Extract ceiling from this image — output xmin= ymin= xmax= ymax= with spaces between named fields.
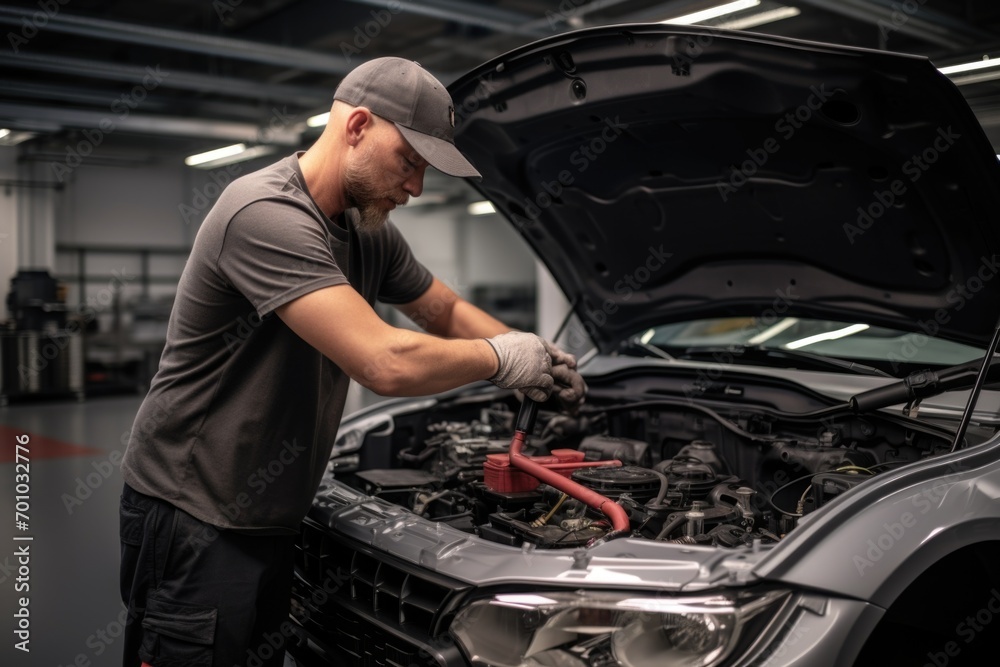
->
xmin=4 ymin=0 xmax=1000 ymax=175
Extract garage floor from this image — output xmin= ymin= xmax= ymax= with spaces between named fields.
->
xmin=2 ymin=394 xmax=332 ymax=666
xmin=1 ymin=396 xmax=143 ymax=667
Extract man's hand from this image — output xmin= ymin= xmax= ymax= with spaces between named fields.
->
xmin=551 ymin=362 xmax=587 ymax=414
xmin=543 ymin=341 xmax=587 ymax=413
xmin=484 ymin=332 xmax=553 ymax=402
xmin=542 ymin=339 xmax=578 ymax=369
xmin=509 ymin=340 xmax=588 ymax=413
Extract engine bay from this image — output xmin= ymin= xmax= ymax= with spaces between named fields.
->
xmin=335 ymin=380 xmax=970 ymax=550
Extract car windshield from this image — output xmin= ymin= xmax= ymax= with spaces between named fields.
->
xmin=631 ymin=317 xmax=986 ymax=378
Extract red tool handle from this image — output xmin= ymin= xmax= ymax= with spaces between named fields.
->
xmin=508 ymin=398 xmax=630 ymax=533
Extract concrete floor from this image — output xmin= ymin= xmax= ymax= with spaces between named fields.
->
xmin=0 ymin=388 xmax=382 ymax=667
xmin=1 ymin=395 xmax=143 ymax=667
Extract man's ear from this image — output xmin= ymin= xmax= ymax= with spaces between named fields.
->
xmin=344 ymin=107 xmax=374 ymax=147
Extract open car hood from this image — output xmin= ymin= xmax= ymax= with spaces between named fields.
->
xmin=449 ymin=25 xmax=1000 ymax=353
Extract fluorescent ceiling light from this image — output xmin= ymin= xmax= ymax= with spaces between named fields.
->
xmin=306 ymin=112 xmax=329 ymax=128
xmin=938 ymin=56 xmax=1000 ymax=75
xmin=185 ymin=143 xmax=247 ymax=166
xmin=0 ymin=130 xmax=38 ymax=146
xmin=715 ymin=5 xmax=800 ymax=30
xmin=402 ymin=192 xmax=449 ymax=207
xmin=950 ymin=69 xmax=1000 ymax=86
xmin=662 ymin=0 xmax=760 ymax=25
xmin=184 ymin=143 xmax=277 ymax=169
xmin=784 ymin=323 xmax=869 ymax=350
xmin=467 ymin=200 xmax=496 ymax=215
xmin=747 ymin=317 xmax=799 ymax=345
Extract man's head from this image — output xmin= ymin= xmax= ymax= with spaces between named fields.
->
xmin=340 ymin=111 xmax=422 ymax=233
xmin=334 ymin=57 xmax=480 ymax=179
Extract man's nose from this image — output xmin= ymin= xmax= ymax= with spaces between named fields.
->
xmin=403 ymin=165 xmax=426 ymax=197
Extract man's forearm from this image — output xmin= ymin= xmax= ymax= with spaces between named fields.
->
xmin=354 ymin=328 xmax=500 ymax=396
xmin=439 ymin=298 xmax=510 ymax=339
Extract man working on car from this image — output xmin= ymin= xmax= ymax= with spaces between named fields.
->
xmin=119 ymin=57 xmax=586 ymax=667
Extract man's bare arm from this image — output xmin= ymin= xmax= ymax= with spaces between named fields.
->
xmin=276 ymin=283 xmax=500 ymax=396
xmin=395 ymin=277 xmax=509 ymax=339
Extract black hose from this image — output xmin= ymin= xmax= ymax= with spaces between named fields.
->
xmin=646 ymin=469 xmax=669 ymax=507
xmin=655 ymin=514 xmax=688 ymax=541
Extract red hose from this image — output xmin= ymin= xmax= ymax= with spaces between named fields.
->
xmin=508 ymin=431 xmax=631 ymax=533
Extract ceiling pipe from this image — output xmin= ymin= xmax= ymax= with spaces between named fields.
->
xmin=0 ymin=51 xmax=328 ymax=107
xmin=0 ymin=6 xmax=355 ymax=75
xmin=0 ymin=101 xmax=302 ymax=144
xmin=795 ymin=0 xmax=985 ymax=49
xmin=344 ymin=0 xmax=544 ymax=37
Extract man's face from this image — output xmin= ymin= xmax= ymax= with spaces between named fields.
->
xmin=344 ymin=119 xmax=427 ymax=234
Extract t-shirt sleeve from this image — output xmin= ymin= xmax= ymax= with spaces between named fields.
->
xmin=218 ymin=199 xmax=349 ymax=317
xmin=376 ymin=220 xmax=435 ymax=305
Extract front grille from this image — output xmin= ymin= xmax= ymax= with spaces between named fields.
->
xmin=293 ymin=519 xmax=470 ymax=666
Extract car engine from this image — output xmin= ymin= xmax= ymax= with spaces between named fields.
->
xmin=335 ymin=386 xmax=960 ymax=549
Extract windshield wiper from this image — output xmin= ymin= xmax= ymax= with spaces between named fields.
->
xmin=759 ymin=347 xmax=893 ymax=377
xmin=676 ymin=345 xmax=892 ymax=378
xmin=618 ymin=337 xmax=675 ymax=360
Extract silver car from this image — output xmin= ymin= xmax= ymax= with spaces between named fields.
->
xmin=287 ymin=24 xmax=1000 ymax=667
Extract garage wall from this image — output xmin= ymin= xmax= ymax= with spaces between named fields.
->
xmin=391 ymin=205 xmax=536 ymax=293
xmin=0 ymin=148 xmax=18 ymax=318
xmin=50 ymin=159 xmax=189 ymax=311
xmin=57 ymin=162 xmax=191 ymax=247
xmin=4 ymin=147 xmax=540 ymax=326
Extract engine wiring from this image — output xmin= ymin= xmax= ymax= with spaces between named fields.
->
xmin=356 ymin=384 xmax=962 ymax=551
xmin=770 ymin=465 xmax=876 ymax=518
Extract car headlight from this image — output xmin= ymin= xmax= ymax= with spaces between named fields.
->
xmin=450 ymin=589 xmax=787 ymax=667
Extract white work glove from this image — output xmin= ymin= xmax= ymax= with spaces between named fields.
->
xmin=502 ymin=339 xmax=588 ymax=413
xmin=484 ymin=332 xmax=554 ymax=402
xmin=541 ymin=340 xmax=587 ymax=414
xmin=550 ymin=360 xmax=588 ymax=414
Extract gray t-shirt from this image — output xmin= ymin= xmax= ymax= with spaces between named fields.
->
xmin=121 ymin=153 xmax=433 ymax=534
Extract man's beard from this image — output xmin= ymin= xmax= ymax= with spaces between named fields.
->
xmin=343 ymin=143 xmax=409 ymax=234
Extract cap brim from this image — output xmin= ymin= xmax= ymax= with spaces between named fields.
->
xmin=395 ymin=123 xmax=482 ymax=179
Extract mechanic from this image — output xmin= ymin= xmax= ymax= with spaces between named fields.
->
xmin=118 ymin=57 xmax=586 ymax=667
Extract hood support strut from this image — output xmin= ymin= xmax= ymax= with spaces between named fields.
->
xmin=951 ymin=314 xmax=1000 ymax=452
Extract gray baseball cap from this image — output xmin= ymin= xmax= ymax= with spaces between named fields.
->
xmin=333 ymin=57 xmax=481 ymax=179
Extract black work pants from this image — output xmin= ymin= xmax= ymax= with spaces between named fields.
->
xmin=119 ymin=483 xmax=296 ymax=667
